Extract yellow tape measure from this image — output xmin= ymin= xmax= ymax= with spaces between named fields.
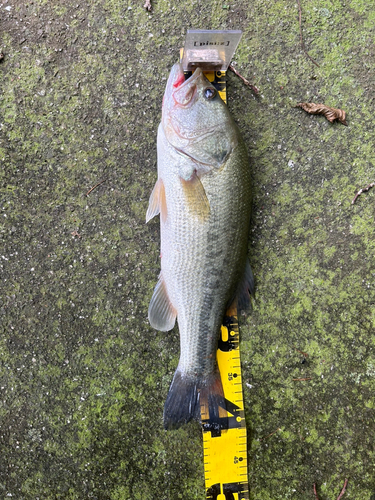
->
xmin=203 ymin=71 xmax=227 ymax=104
xmin=201 ymin=303 xmax=249 ymax=500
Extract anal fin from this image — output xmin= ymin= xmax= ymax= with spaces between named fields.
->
xmin=148 ymin=273 xmax=176 ymax=331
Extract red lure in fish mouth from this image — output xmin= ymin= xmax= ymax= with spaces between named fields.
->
xmin=173 ymin=72 xmax=185 ymax=89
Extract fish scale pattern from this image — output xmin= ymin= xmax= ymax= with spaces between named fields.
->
xmin=158 ymin=123 xmax=250 ymax=377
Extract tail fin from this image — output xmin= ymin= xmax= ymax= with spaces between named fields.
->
xmin=163 ymin=368 xmax=227 ymax=430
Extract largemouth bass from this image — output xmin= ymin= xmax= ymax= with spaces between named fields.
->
xmin=146 ymin=63 xmax=253 ymax=430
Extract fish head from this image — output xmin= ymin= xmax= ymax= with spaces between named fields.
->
xmin=162 ymin=63 xmax=238 ymax=171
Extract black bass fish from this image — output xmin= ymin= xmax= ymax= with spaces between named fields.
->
xmin=146 ymin=62 xmax=253 ymax=430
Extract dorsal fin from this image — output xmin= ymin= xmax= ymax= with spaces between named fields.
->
xmin=230 ymin=259 xmax=255 ymax=313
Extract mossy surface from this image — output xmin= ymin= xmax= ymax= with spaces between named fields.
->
xmin=1 ymin=1 xmax=375 ymax=499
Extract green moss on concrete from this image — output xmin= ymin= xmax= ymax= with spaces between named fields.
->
xmin=1 ymin=0 xmax=375 ymax=499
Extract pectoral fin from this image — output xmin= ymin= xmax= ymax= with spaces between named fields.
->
xmin=181 ymin=172 xmax=210 ymax=220
xmin=146 ymin=178 xmax=167 ymax=223
xmin=148 ymin=273 xmax=177 ymax=331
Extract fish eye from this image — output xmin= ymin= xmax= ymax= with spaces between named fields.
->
xmin=203 ymin=87 xmax=217 ymax=100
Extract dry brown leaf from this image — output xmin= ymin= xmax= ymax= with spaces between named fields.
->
xmin=296 ymin=102 xmax=347 ymax=125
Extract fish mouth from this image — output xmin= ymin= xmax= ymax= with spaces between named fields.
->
xmin=172 ymin=68 xmax=204 ymax=107
xmin=172 ymin=66 xmax=203 ymax=91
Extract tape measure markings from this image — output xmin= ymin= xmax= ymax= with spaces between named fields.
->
xmin=202 ymin=306 xmax=249 ymax=500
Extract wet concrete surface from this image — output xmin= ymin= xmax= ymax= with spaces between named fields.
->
xmin=1 ymin=1 xmax=375 ymax=498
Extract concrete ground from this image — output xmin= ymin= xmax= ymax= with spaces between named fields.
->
xmin=1 ymin=0 xmax=375 ymax=498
